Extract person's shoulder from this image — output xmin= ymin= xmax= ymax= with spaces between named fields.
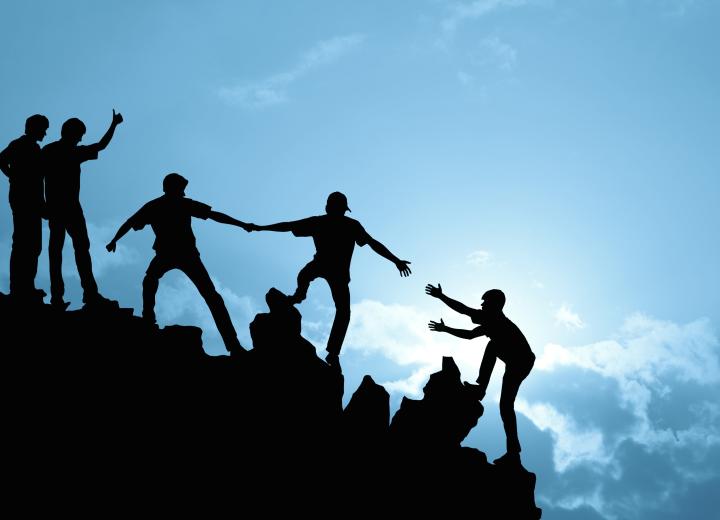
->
xmin=184 ymin=197 xmax=211 ymax=208
xmin=7 ymin=135 xmax=26 ymax=148
xmin=42 ymin=140 xmax=61 ymax=152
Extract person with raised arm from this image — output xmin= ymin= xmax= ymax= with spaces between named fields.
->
xmin=427 ymin=284 xmax=535 ymax=466
xmin=43 ymin=109 xmax=124 ymax=309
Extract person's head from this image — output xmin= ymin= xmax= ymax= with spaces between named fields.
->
xmin=25 ymin=114 xmax=49 ymax=142
xmin=163 ymin=173 xmax=188 ymax=197
xmin=481 ymin=289 xmax=505 ymax=313
xmin=61 ymin=118 xmax=86 ymax=144
xmin=325 ymin=191 xmax=351 ymax=216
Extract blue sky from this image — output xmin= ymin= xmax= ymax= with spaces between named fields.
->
xmin=1 ymin=1 xmax=718 ymax=517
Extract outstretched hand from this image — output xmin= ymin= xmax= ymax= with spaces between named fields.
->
xmin=106 ymin=240 xmax=116 ymax=253
xmin=425 ymin=283 xmax=442 ymax=298
xmin=112 ymin=109 xmax=124 ymax=125
xmin=396 ymin=260 xmax=412 ymax=277
xmin=242 ymin=223 xmax=261 ymax=232
xmin=428 ymin=318 xmax=446 ymax=332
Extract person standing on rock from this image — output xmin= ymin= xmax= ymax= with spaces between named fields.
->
xmin=248 ymin=192 xmax=412 ymax=367
xmin=426 ymin=284 xmax=535 ymax=465
xmin=105 ymin=173 xmax=251 ymax=356
xmin=43 ymin=110 xmax=124 ymax=309
xmin=0 ymin=114 xmax=50 ymax=303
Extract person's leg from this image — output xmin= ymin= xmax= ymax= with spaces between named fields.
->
xmin=290 ymin=261 xmax=320 ymax=304
xmin=181 ymin=255 xmax=242 ymax=353
xmin=9 ymin=210 xmax=41 ymax=296
xmin=64 ymin=211 xmax=99 ymax=302
xmin=498 ymin=358 xmax=534 ymax=459
xmin=48 ymin=217 xmax=67 ymax=304
xmin=142 ymin=256 xmax=172 ymax=323
xmin=326 ymin=278 xmax=351 ymax=363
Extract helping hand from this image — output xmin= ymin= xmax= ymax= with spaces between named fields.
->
xmin=425 ymin=283 xmax=442 ymax=298
xmin=396 ymin=260 xmax=412 ymax=277
xmin=428 ymin=318 xmax=446 ymax=332
xmin=106 ymin=241 xmax=116 ymax=253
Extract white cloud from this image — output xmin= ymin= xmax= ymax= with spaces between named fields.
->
xmin=517 ymin=399 xmax=613 ymax=472
xmin=85 ymin=221 xmax=140 ymax=278
xmin=539 ymin=314 xmax=720 ymax=388
xmin=438 ymin=0 xmax=529 ymax=45
xmin=467 ymin=249 xmax=491 ymax=265
xmin=218 ymin=34 xmax=366 ymax=108
xmin=529 ymin=313 xmax=720 ymax=517
xmin=555 ymin=303 xmax=585 ymax=330
xmin=474 ymin=36 xmax=517 ymax=71
xmin=457 ymin=70 xmax=474 ymax=85
xmin=342 ymin=299 xmax=488 ymax=396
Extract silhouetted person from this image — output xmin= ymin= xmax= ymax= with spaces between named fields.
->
xmin=106 ymin=173 xmax=250 ymax=355
xmin=427 ymin=285 xmax=535 ymax=465
xmin=43 ymin=110 xmax=123 ymax=309
xmin=250 ymin=192 xmax=411 ymax=367
xmin=0 ymin=114 xmax=50 ymax=302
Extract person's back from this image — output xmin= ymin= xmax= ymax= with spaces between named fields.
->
xmin=472 ymin=311 xmax=535 ymax=366
xmin=3 ymin=135 xmax=45 ymax=211
xmin=42 ymin=139 xmax=98 ymax=213
xmin=295 ymin=214 xmax=368 ymax=281
xmin=132 ymin=195 xmax=210 ymax=257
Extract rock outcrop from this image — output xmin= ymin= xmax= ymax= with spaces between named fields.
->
xmin=0 ymin=289 xmax=541 ymax=517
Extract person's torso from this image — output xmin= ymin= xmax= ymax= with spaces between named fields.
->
xmin=311 ymin=215 xmax=362 ymax=278
xmin=483 ymin=314 xmax=535 ymax=365
xmin=146 ymin=197 xmax=200 ymax=255
xmin=6 ymin=136 xmax=44 ymax=210
xmin=43 ymin=140 xmax=90 ymax=210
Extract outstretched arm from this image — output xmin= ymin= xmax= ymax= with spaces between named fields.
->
xmin=252 ymin=221 xmax=296 ymax=232
xmin=208 ymin=210 xmax=252 ymax=231
xmin=367 ymin=237 xmax=411 ymax=277
xmin=94 ymin=109 xmax=124 ymax=151
xmin=425 ymin=283 xmax=476 ymax=317
xmin=106 ymin=218 xmax=134 ymax=252
xmin=428 ymin=319 xmax=483 ymax=340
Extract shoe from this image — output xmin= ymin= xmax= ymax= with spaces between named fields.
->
xmin=226 ymin=337 xmax=247 ymax=356
xmin=11 ymin=289 xmax=45 ymax=305
xmin=493 ymin=452 xmax=521 ymax=466
xmin=463 ymin=382 xmax=485 ymax=400
xmin=83 ymin=293 xmax=119 ymax=309
xmin=50 ymin=298 xmax=71 ymax=311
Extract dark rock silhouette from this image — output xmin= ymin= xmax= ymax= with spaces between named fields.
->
xmin=0 ymin=290 xmax=540 ymax=517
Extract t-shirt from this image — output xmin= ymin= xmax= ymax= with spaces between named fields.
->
xmin=291 ymin=215 xmax=371 ymax=281
xmin=42 ymin=140 xmax=100 ymax=212
xmin=0 ymin=135 xmax=44 ymax=211
xmin=473 ymin=311 xmax=535 ymax=365
xmin=127 ymin=195 xmax=212 ymax=255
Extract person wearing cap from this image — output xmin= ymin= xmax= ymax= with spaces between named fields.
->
xmin=249 ymin=191 xmax=412 ymax=367
xmin=0 ymin=114 xmax=50 ymax=303
xmin=426 ymin=284 xmax=535 ymax=466
xmin=105 ymin=173 xmax=251 ymax=355
xmin=43 ymin=110 xmax=124 ymax=309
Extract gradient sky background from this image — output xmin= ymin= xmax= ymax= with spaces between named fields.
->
xmin=1 ymin=1 xmax=718 ymax=518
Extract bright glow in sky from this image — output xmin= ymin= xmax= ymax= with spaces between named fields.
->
xmin=1 ymin=1 xmax=719 ymax=518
